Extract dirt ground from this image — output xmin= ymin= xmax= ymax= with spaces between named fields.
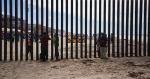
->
xmin=0 ymin=57 xmax=150 ymax=79
xmin=0 ymin=37 xmax=149 ymax=79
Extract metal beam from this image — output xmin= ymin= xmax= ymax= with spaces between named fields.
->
xmin=20 ymin=0 xmax=23 ymax=60
xmin=36 ymin=0 xmax=39 ymax=60
xmin=15 ymin=0 xmax=18 ymax=60
xmin=117 ymin=0 xmax=120 ymax=57
xmin=94 ymin=0 xmax=97 ymax=58
xmin=66 ymin=0 xmax=68 ymax=59
xmin=0 ymin=0 xmax=2 ymax=61
xmin=98 ymin=0 xmax=101 ymax=58
xmin=89 ymin=0 xmax=92 ymax=58
xmin=108 ymin=0 xmax=110 ymax=57
xmin=126 ymin=0 xmax=129 ymax=57
xmin=71 ymin=0 xmax=73 ymax=58
xmin=56 ymin=0 xmax=58 ymax=60
xmin=104 ymin=0 xmax=106 ymax=33
xmin=41 ymin=0 xmax=43 ymax=35
xmin=85 ymin=0 xmax=87 ymax=58
xmin=46 ymin=0 xmax=48 ymax=60
xmin=51 ymin=0 xmax=54 ymax=60
xmin=4 ymin=0 xmax=7 ymax=61
xmin=26 ymin=0 xmax=28 ymax=60
xmin=61 ymin=0 xmax=63 ymax=59
xmin=80 ymin=0 xmax=83 ymax=58
xmin=139 ymin=0 xmax=142 ymax=56
xmin=76 ymin=0 xmax=78 ymax=59
xmin=10 ymin=0 xmax=13 ymax=60
xmin=148 ymin=0 xmax=150 ymax=56
xmin=130 ymin=0 xmax=133 ymax=57
xmin=122 ymin=0 xmax=124 ymax=57
xmin=135 ymin=0 xmax=138 ymax=56
xmin=31 ymin=0 xmax=33 ymax=60
xmin=112 ymin=0 xmax=115 ymax=57
xmin=144 ymin=0 xmax=146 ymax=56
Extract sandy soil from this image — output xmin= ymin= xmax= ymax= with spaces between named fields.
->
xmin=0 ymin=57 xmax=150 ymax=79
xmin=0 ymin=37 xmax=149 ymax=79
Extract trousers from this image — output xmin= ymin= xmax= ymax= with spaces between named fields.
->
xmin=40 ymin=47 xmax=48 ymax=61
xmin=100 ymin=47 xmax=107 ymax=58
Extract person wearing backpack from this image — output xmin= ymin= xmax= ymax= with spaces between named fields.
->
xmin=98 ymin=33 xmax=108 ymax=59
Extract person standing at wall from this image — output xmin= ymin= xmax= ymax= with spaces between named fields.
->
xmin=39 ymin=32 xmax=52 ymax=62
xmin=53 ymin=34 xmax=59 ymax=60
xmin=98 ymin=33 xmax=108 ymax=59
xmin=28 ymin=36 xmax=31 ymax=57
xmin=111 ymin=33 xmax=114 ymax=44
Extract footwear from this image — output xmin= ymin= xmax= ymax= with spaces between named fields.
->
xmin=38 ymin=58 xmax=43 ymax=62
xmin=103 ymin=58 xmax=108 ymax=59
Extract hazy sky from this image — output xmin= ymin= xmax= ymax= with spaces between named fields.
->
xmin=1 ymin=0 xmax=149 ymax=36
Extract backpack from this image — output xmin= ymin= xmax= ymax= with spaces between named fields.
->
xmin=99 ymin=38 xmax=106 ymax=47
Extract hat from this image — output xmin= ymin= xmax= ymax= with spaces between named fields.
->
xmin=101 ymin=33 xmax=105 ymax=35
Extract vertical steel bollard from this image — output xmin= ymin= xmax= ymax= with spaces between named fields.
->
xmin=31 ymin=0 xmax=33 ymax=60
xmin=139 ymin=0 xmax=142 ymax=56
xmin=135 ymin=0 xmax=138 ymax=57
xmin=51 ymin=0 xmax=54 ymax=60
xmin=148 ymin=0 xmax=150 ymax=56
xmin=41 ymin=0 xmax=43 ymax=59
xmin=117 ymin=0 xmax=120 ymax=57
xmin=94 ymin=0 xmax=97 ymax=58
xmin=71 ymin=0 xmax=73 ymax=59
xmin=89 ymin=0 xmax=92 ymax=58
xmin=26 ymin=0 xmax=28 ymax=60
xmin=144 ymin=0 xmax=147 ymax=56
xmin=112 ymin=0 xmax=115 ymax=57
xmin=46 ymin=0 xmax=48 ymax=60
xmin=61 ymin=0 xmax=63 ymax=59
xmin=41 ymin=0 xmax=43 ymax=36
xmin=126 ymin=0 xmax=129 ymax=57
xmin=36 ymin=0 xmax=39 ymax=60
xmin=4 ymin=0 xmax=7 ymax=61
xmin=56 ymin=0 xmax=58 ymax=60
xmin=20 ymin=0 xmax=23 ymax=60
xmin=80 ymin=0 xmax=83 ymax=58
xmin=76 ymin=0 xmax=78 ymax=59
xmin=104 ymin=0 xmax=106 ymax=33
xmin=122 ymin=0 xmax=124 ymax=57
xmin=85 ymin=0 xmax=87 ymax=58
xmin=0 ymin=0 xmax=2 ymax=61
xmin=98 ymin=0 xmax=101 ymax=58
xmin=10 ymin=0 xmax=13 ymax=60
xmin=130 ymin=0 xmax=133 ymax=57
xmin=108 ymin=0 xmax=111 ymax=57
xmin=66 ymin=0 xmax=68 ymax=59
xmin=51 ymin=0 xmax=53 ymax=60
xmin=15 ymin=0 xmax=18 ymax=60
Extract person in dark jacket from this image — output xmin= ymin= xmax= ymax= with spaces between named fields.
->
xmin=39 ymin=32 xmax=52 ymax=61
xmin=98 ymin=33 xmax=108 ymax=59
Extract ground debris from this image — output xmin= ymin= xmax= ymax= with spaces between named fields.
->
xmin=81 ymin=59 xmax=96 ymax=64
xmin=51 ymin=66 xmax=57 ymax=68
xmin=123 ymin=62 xmax=150 ymax=67
xmin=128 ymin=72 xmax=144 ymax=78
